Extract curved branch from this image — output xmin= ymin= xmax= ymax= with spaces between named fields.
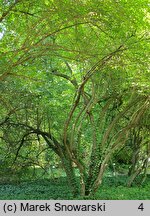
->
xmin=63 ymin=44 xmax=126 ymax=144
xmin=51 ymin=70 xmax=78 ymax=88
xmin=13 ymin=131 xmax=33 ymax=163
xmin=9 ymin=121 xmax=62 ymax=152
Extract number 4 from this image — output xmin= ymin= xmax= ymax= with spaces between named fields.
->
xmin=138 ymin=203 xmax=144 ymax=211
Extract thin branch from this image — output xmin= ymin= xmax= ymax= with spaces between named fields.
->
xmin=0 ymin=70 xmax=43 ymax=82
xmin=9 ymin=121 xmax=61 ymax=153
xmin=13 ymin=131 xmax=33 ymax=163
xmin=64 ymin=61 xmax=73 ymax=75
xmin=34 ymin=21 xmax=90 ymax=45
xmin=0 ymin=0 xmax=21 ymax=22
xmin=12 ymin=9 xmax=35 ymax=16
xmin=51 ymin=70 xmax=78 ymax=87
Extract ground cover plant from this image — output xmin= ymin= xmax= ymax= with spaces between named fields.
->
xmin=0 ymin=174 xmax=150 ymax=200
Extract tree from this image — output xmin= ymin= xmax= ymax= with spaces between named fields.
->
xmin=0 ymin=0 xmax=150 ymax=197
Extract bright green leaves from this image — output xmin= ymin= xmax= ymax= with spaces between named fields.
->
xmin=0 ymin=0 xmax=149 ymax=198
xmin=44 ymin=0 xmax=50 ymax=6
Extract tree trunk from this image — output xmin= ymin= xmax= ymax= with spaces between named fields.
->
xmin=61 ymin=155 xmax=79 ymax=197
xmin=88 ymin=162 xmax=107 ymax=196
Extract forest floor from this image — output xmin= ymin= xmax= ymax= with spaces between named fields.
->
xmin=0 ymin=175 xmax=150 ymax=200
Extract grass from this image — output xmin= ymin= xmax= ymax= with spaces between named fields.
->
xmin=0 ymin=175 xmax=149 ymax=200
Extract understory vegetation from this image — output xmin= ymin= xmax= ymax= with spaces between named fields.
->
xmin=0 ymin=171 xmax=150 ymax=200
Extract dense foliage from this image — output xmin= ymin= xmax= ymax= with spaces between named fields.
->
xmin=0 ymin=0 xmax=150 ymax=198
xmin=0 ymin=175 xmax=150 ymax=200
